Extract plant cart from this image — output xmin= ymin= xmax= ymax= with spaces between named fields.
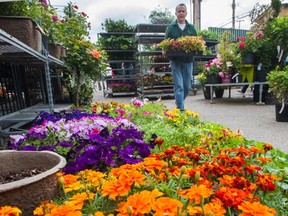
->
xmin=135 ymin=24 xmax=175 ymax=99
xmin=98 ymin=31 xmax=137 ymax=98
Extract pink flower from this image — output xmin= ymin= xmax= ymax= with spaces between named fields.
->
xmin=238 ymin=42 xmax=245 ymax=49
xmin=52 ymin=15 xmax=58 ymax=22
xmin=73 ymin=5 xmax=78 ymax=9
xmin=38 ymin=0 xmax=48 ymax=7
xmin=219 ymin=72 xmax=225 ymax=78
xmin=133 ymin=100 xmax=143 ymax=107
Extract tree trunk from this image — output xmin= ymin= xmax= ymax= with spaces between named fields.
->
xmin=75 ymin=69 xmax=81 ymax=108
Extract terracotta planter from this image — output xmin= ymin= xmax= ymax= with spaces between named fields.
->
xmin=48 ymin=43 xmax=62 ymax=59
xmin=0 ymin=16 xmax=42 ymax=52
xmin=0 ymin=150 xmax=66 ymax=216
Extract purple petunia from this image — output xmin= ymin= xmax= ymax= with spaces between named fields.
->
xmin=8 ymin=110 xmax=157 ymax=174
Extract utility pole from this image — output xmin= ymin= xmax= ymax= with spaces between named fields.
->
xmin=232 ymin=0 xmax=236 ymax=29
xmin=192 ymin=0 xmax=202 ymax=30
xmin=237 ymin=19 xmax=244 ymax=29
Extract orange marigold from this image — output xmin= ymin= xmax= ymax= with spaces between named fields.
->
xmin=0 ymin=206 xmax=22 ymax=216
xmin=238 ymin=201 xmax=276 ymax=216
xmin=116 ymin=189 xmax=163 ymax=216
xmin=263 ymin=143 xmax=273 ymax=152
xmin=47 ymin=205 xmax=82 ymax=216
xmin=179 ymin=184 xmax=213 ymax=204
xmin=203 ymin=198 xmax=226 ymax=216
xmin=256 ymin=173 xmax=281 ymax=192
xmin=152 ymin=197 xmax=183 ymax=216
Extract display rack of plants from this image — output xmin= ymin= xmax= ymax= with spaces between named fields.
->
xmin=98 ymin=19 xmax=137 ymax=97
xmin=135 ymin=23 xmax=174 ymax=99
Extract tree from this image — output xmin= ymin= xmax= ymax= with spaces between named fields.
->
xmin=61 ymin=2 xmax=107 ymax=107
xmin=148 ymin=6 xmax=174 ymax=24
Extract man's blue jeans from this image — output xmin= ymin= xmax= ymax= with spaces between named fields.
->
xmin=170 ymin=60 xmax=193 ymax=111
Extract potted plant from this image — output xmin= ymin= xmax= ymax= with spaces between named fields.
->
xmin=159 ymin=35 xmax=206 ymax=61
xmin=196 ymin=72 xmax=211 ymax=99
xmin=233 ymin=32 xmax=263 ymax=65
xmin=0 ymin=0 xmax=45 ymax=52
xmin=267 ymin=66 xmax=288 ymax=122
xmin=202 ymin=55 xmax=222 ymax=84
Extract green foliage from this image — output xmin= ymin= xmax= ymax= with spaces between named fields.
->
xmin=271 ymin=0 xmax=282 ymax=18
xmin=196 ymin=72 xmax=207 ymax=87
xmin=148 ymin=6 xmax=174 ymax=24
xmin=263 ymin=15 xmax=288 ymax=68
xmin=0 ymin=1 xmax=29 ymax=16
xmin=97 ymin=35 xmax=135 ymax=50
xmin=102 ymin=18 xmax=134 ymax=32
xmin=267 ymin=66 xmax=288 ymax=103
xmin=197 ymin=29 xmax=219 ymax=40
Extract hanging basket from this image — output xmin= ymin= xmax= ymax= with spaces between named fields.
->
xmin=0 ymin=16 xmax=42 ymax=52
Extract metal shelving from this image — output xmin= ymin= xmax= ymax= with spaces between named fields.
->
xmin=98 ymin=31 xmax=138 ymax=97
xmin=0 ymin=29 xmax=65 ymax=113
xmin=135 ymin=24 xmax=174 ymax=99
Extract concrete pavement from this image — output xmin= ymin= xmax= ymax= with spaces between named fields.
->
xmin=93 ymin=87 xmax=288 ymax=153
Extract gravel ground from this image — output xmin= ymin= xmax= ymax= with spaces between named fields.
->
xmin=93 ymin=87 xmax=288 ymax=153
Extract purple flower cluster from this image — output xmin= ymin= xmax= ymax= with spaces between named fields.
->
xmin=9 ymin=111 xmax=157 ymax=174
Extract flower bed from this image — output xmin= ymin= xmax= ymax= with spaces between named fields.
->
xmin=3 ymin=100 xmax=288 ymax=215
xmin=9 ymin=110 xmax=156 ymax=174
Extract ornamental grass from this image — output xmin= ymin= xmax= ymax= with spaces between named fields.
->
xmin=3 ymin=99 xmax=288 ymax=215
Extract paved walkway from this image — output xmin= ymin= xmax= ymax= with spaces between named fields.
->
xmin=93 ymin=87 xmax=288 ymax=153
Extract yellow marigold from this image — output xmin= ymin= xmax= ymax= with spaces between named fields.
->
xmin=152 ymin=197 xmax=183 ymax=216
xmin=33 ymin=201 xmax=58 ymax=216
xmin=91 ymin=50 xmax=101 ymax=59
xmin=78 ymin=169 xmax=106 ymax=187
xmin=238 ymin=201 xmax=276 ymax=216
xmin=64 ymin=180 xmax=85 ymax=193
xmin=0 ymin=206 xmax=22 ymax=216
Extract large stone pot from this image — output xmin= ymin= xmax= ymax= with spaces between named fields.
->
xmin=0 ymin=150 xmax=66 ymax=216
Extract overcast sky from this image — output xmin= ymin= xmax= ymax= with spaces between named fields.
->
xmin=50 ymin=0 xmax=283 ymax=42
